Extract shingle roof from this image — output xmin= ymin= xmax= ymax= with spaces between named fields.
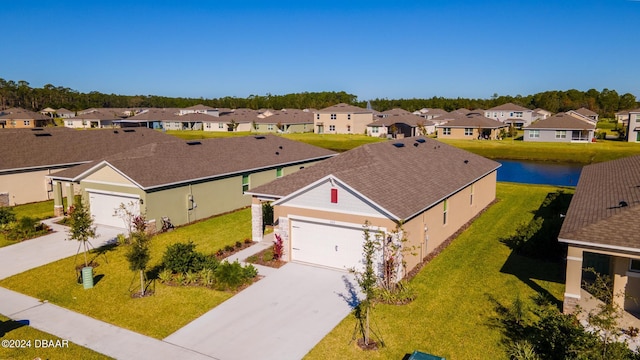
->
xmin=486 ymin=103 xmax=531 ymax=111
xmin=186 ymin=104 xmax=216 ymax=110
xmin=248 ymin=137 xmax=500 ymax=220
xmin=252 ymin=109 xmax=314 ymax=125
xmin=436 ymin=113 xmax=506 ymax=129
xmin=573 ymin=107 xmax=598 ymax=117
xmin=50 ymin=135 xmax=337 ymax=189
xmin=368 ymin=113 xmax=434 ymax=127
xmin=0 ymin=127 xmax=181 ymax=172
xmin=525 ymin=112 xmax=596 ymax=130
xmin=125 ymin=108 xmax=181 ymax=121
xmin=317 ymin=103 xmax=372 ymax=114
xmin=0 ymin=107 xmax=51 ymax=121
xmin=559 ymin=155 xmax=640 ymax=251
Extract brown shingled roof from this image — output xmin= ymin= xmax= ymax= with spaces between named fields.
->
xmin=486 ymin=103 xmax=531 ymax=111
xmin=51 ymin=135 xmax=337 ymax=189
xmin=526 ymin=112 xmax=596 ymax=130
xmin=248 ymin=137 xmax=500 ymax=220
xmin=436 ymin=113 xmax=506 ymax=129
xmin=559 ymin=155 xmax=640 ymax=251
xmin=317 ymin=103 xmax=372 ymax=114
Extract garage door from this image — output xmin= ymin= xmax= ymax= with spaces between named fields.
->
xmin=290 ymin=219 xmax=367 ymax=271
xmin=88 ymin=191 xmax=139 ymax=229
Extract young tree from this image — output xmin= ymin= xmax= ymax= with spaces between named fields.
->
xmin=126 ymin=215 xmax=151 ymax=296
xmin=352 ymin=221 xmax=379 ymax=347
xmin=68 ymin=198 xmax=97 ymax=267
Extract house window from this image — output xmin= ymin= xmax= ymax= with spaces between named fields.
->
xmin=330 ymin=114 xmax=337 ymax=120
xmin=24 ymin=120 xmax=32 ymax=126
xmin=347 ymin=114 xmax=351 ymax=120
xmin=242 ymin=174 xmax=249 ymax=193
xmin=529 ymin=130 xmax=540 ymax=138
xmin=205 ymin=123 xmax=211 ymax=129
xmin=635 ymin=114 xmax=640 ymax=123
xmin=443 ymin=199 xmax=448 ymax=225
xmin=470 ymin=184 xmax=474 ymax=206
xmin=316 ymin=114 xmax=320 ymax=120
xmin=555 ymin=130 xmax=567 ymax=139
xmin=276 ymin=167 xmax=283 ymax=178
xmin=464 ymin=128 xmax=473 ymax=136
xmin=174 ymin=122 xmax=180 ymax=127
xmin=372 ymin=126 xmax=379 ymax=134
xmin=493 ymin=112 xmax=497 ymax=117
xmin=67 ymin=121 xmax=73 ymax=126
xmin=218 ymin=123 xmax=224 ymax=129
xmin=347 ymin=125 xmax=351 ymax=132
xmin=267 ymin=124 xmax=274 ymax=131
xmin=442 ymin=128 xmax=451 ymax=135
xmin=630 ymin=259 xmax=640 ymax=272
xmin=329 ymin=125 xmax=335 ymax=132
xmin=515 ymin=112 xmax=523 ymax=118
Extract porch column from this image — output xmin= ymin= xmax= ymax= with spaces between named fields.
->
xmin=53 ymin=181 xmax=64 ymax=217
xmin=251 ymin=198 xmax=263 ymax=243
xmin=612 ymin=256 xmax=629 ymax=311
xmin=563 ymin=246 xmax=584 ymax=314
xmin=277 ymin=216 xmax=290 ymax=262
xmin=66 ymin=183 xmax=75 ymax=213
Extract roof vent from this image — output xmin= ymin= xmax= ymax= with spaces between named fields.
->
xmin=392 ymin=143 xmax=405 ymax=148
xmin=275 ymin=151 xmax=280 ymax=155
xmin=254 ymin=136 xmax=266 ymax=140
xmin=34 ymin=133 xmax=52 ymax=137
xmin=619 ymin=201 xmax=629 ymax=208
xmin=464 ymin=160 xmax=469 ymax=164
xmin=123 ymin=129 xmax=136 ymax=133
xmin=415 ymin=138 xmax=426 ymax=143
xmin=113 ymin=130 xmax=119 ymax=134
xmin=186 ymin=141 xmax=202 ymax=145
xmin=278 ymin=145 xmax=283 ymax=149
xmin=413 ymin=143 xmax=419 ymax=147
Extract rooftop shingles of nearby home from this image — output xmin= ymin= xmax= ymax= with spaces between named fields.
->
xmin=51 ymin=135 xmax=337 ymax=189
xmin=249 ymin=137 xmax=500 ymax=220
xmin=186 ymin=104 xmax=216 ymax=110
xmin=574 ymin=107 xmax=598 ymax=116
xmin=0 ymin=127 xmax=181 ymax=171
xmin=73 ymin=110 xmax=123 ymax=120
xmin=526 ymin=113 xmax=596 ymax=130
xmin=437 ymin=113 xmax=505 ymax=128
xmin=0 ymin=107 xmax=50 ymax=120
xmin=369 ymin=113 xmax=434 ymax=127
xmin=559 ymin=155 xmax=640 ymax=250
xmin=253 ymin=109 xmax=314 ymax=124
xmin=486 ymin=103 xmax=531 ymax=111
xmin=126 ymin=109 xmax=181 ymax=121
xmin=317 ymin=103 xmax=372 ymax=114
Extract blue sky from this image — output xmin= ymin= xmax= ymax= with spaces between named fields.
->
xmin=3 ymin=0 xmax=639 ymax=101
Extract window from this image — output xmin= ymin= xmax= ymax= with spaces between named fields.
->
xmin=630 ymin=259 xmax=640 ymax=272
xmin=242 ymin=174 xmax=249 ymax=193
xmin=330 ymin=114 xmax=337 ymax=120
xmin=67 ymin=121 xmax=73 ymax=126
xmin=329 ymin=125 xmax=336 ymax=132
xmin=470 ymin=184 xmax=474 ymax=205
xmin=515 ymin=112 xmax=523 ymax=118
xmin=464 ymin=128 xmax=473 ymax=136
xmin=174 ymin=122 xmax=180 ymax=127
xmin=555 ymin=130 xmax=567 ymax=139
xmin=635 ymin=114 xmax=640 ymax=123
xmin=267 ymin=124 xmax=274 ymax=131
xmin=276 ymin=167 xmax=283 ymax=178
xmin=24 ymin=120 xmax=31 ymax=126
xmin=218 ymin=123 xmax=224 ymax=129
xmin=347 ymin=114 xmax=351 ymax=120
xmin=529 ymin=130 xmax=540 ymax=138
xmin=443 ymin=199 xmax=448 ymax=225
xmin=372 ymin=126 xmax=379 ymax=134
xmin=442 ymin=127 xmax=451 ymax=135
xmin=347 ymin=125 xmax=351 ymax=132
xmin=316 ymin=114 xmax=320 ymax=120
xmin=493 ymin=112 xmax=497 ymax=118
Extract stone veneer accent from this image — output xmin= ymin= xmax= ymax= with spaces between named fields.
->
xmin=563 ymin=295 xmax=580 ymax=314
xmin=251 ymin=204 xmax=263 ymax=242
xmin=0 ymin=193 xmax=9 ymax=207
xmin=277 ymin=216 xmax=290 ymax=262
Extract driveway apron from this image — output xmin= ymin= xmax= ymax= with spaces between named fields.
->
xmin=164 ymin=262 xmax=359 ymax=360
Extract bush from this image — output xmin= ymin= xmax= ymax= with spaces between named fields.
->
xmin=162 ymin=242 xmax=217 ymax=273
xmin=5 ymin=216 xmax=49 ymax=241
xmin=0 ymin=206 xmax=16 ymax=227
xmin=214 ymin=260 xmax=257 ymax=290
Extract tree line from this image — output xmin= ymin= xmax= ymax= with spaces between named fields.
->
xmin=1 ymin=78 xmax=637 ymax=118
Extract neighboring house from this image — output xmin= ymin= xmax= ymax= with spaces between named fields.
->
xmin=615 ymin=109 xmax=631 ymax=124
xmin=412 ymin=108 xmax=449 ymax=121
xmin=0 ymin=107 xmax=53 ymax=128
xmin=523 ymin=112 xmax=596 ymax=143
xmin=117 ymin=108 xmax=181 ymax=129
xmin=436 ymin=112 xmax=507 ymax=140
xmin=0 ymin=127 xmax=180 ymax=206
xmin=625 ymin=108 xmax=640 ymax=143
xmin=56 ymin=108 xmax=76 ymax=118
xmin=559 ymin=155 xmax=640 ymax=314
xmin=485 ymin=103 xmax=535 ymax=128
xmin=367 ymin=109 xmax=435 ymax=138
xmin=533 ymin=108 xmax=553 ymax=120
xmin=567 ymin=107 xmax=599 ymax=123
xmin=313 ymin=103 xmax=374 ymax=134
xmin=251 ymin=109 xmax=315 ymax=133
xmin=178 ymin=104 xmax=219 ymax=116
xmin=64 ymin=110 xmax=121 ymax=128
xmin=204 ymin=108 xmax=254 ymax=132
xmin=246 ymin=137 xmax=500 ymax=275
xmin=48 ymin=136 xmax=336 ymax=231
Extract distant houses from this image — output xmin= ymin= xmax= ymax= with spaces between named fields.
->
xmin=523 ymin=112 xmax=596 ymax=143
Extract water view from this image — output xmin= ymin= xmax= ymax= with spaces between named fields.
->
xmin=496 ymin=159 xmax=583 ymax=187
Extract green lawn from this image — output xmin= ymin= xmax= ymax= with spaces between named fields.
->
xmin=439 ymin=138 xmax=640 ymax=164
xmin=0 ymin=314 xmax=112 ymax=360
xmin=0 ymin=199 xmax=62 ymax=248
xmin=0 ymin=208 xmax=252 ymax=339
xmin=305 ymin=183 xmax=569 ymax=360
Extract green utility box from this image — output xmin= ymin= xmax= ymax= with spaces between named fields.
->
xmin=81 ymin=266 xmax=94 ymax=289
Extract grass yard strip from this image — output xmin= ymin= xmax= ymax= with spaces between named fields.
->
xmin=304 ymin=183 xmax=569 ymax=360
xmin=0 ymin=314 xmax=112 ymax=360
xmin=438 ymin=138 xmax=640 ymax=164
xmin=0 ymin=208 xmax=252 ymax=339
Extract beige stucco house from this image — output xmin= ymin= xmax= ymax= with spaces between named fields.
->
xmin=313 ymin=103 xmax=374 ymax=135
xmin=560 ymin=155 xmax=640 ymax=314
xmin=367 ymin=109 xmax=436 ymax=138
xmin=48 ymin=136 xmax=336 ymax=232
xmin=0 ymin=108 xmax=53 ymax=129
xmin=247 ymin=137 xmax=499 ymax=275
xmin=485 ymin=103 xmax=535 ymax=128
xmin=625 ymin=108 xmax=640 ymax=143
xmin=436 ymin=112 xmax=507 ymax=140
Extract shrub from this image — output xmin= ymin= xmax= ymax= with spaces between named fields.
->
xmin=273 ymin=233 xmax=284 ymax=261
xmin=224 ymin=244 xmax=234 ymax=252
xmin=158 ymin=269 xmax=173 ymax=284
xmin=5 ymin=216 xmax=48 ymax=241
xmin=214 ymin=260 xmax=257 ymax=291
xmin=162 ymin=242 xmax=205 ymax=273
xmin=0 ymin=206 xmax=16 ymax=227
xmin=235 ymin=241 xmax=242 ymax=248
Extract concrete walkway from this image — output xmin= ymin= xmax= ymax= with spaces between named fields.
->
xmin=0 ymin=226 xmax=357 ymax=359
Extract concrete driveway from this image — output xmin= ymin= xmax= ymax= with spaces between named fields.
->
xmin=164 ymin=262 xmax=360 ymax=360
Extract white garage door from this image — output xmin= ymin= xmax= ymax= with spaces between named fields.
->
xmin=290 ymin=219 xmax=366 ymax=271
xmin=88 ymin=191 xmax=139 ymax=229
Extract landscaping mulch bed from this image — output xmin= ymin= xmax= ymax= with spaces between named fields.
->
xmin=244 ymin=247 xmax=286 ymax=268
xmin=213 ymin=239 xmax=254 ymax=260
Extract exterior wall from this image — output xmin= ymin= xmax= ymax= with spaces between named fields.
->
xmin=203 ymin=122 xmax=252 ymax=132
xmin=524 ymin=129 xmax=594 ymax=143
xmin=1 ymin=167 xmax=80 ymax=205
xmin=627 ymin=113 xmax=640 ymax=143
xmin=251 ymin=123 xmax=312 ymax=133
xmin=438 ymin=127 xmax=500 ymax=140
xmin=485 ymin=109 xmax=534 ymax=126
xmin=3 ymin=119 xmax=37 ymax=129
xmin=314 ymin=112 xmax=373 ymax=134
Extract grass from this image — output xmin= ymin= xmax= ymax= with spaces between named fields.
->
xmin=0 ymin=199 xmax=62 ymax=248
xmin=0 ymin=314 xmax=112 ymax=360
xmin=304 ymin=183 xmax=569 ymax=360
xmin=438 ymin=138 xmax=640 ymax=164
xmin=0 ymin=208 xmax=252 ymax=339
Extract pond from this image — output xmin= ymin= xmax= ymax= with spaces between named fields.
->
xmin=496 ymin=159 xmax=583 ymax=187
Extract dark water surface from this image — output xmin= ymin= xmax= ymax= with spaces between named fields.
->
xmin=496 ymin=159 xmax=583 ymax=186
